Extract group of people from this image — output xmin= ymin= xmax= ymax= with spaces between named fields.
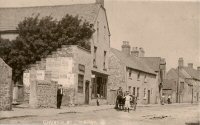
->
xmin=115 ymin=87 xmax=138 ymax=112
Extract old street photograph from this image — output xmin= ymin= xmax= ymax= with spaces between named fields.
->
xmin=0 ymin=0 xmax=199 ymax=125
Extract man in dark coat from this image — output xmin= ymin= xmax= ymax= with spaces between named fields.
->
xmin=57 ymin=84 xmax=64 ymax=109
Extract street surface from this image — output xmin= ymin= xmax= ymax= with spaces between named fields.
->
xmin=0 ymin=103 xmax=199 ymax=125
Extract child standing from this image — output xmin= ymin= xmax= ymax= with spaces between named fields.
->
xmin=124 ymin=91 xmax=131 ymax=112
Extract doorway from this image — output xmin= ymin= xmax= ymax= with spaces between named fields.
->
xmin=148 ymin=90 xmax=151 ymax=104
xmin=85 ymin=81 xmax=90 ymax=104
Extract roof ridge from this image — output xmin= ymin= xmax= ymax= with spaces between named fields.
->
xmin=0 ymin=3 xmax=97 ymax=9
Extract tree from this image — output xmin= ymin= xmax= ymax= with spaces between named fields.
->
xmin=0 ymin=14 xmax=95 ymax=84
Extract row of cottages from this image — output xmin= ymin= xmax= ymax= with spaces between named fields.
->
xmin=163 ymin=58 xmax=200 ymax=103
xmin=108 ymin=41 xmax=166 ymax=105
xmin=0 ymin=0 xmax=166 ymax=106
xmin=0 ymin=0 xmax=110 ymax=106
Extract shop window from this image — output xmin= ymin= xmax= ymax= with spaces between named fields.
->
xmin=78 ymin=74 xmax=84 ymax=93
xmin=91 ymin=76 xmax=107 ymax=98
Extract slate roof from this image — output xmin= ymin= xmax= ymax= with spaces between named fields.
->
xmin=110 ymin=48 xmax=156 ymax=75
xmin=167 ymin=67 xmax=200 ymax=81
xmin=140 ymin=57 xmax=162 ymax=72
xmin=183 ymin=67 xmax=200 ymax=80
xmin=0 ymin=4 xmax=100 ymax=31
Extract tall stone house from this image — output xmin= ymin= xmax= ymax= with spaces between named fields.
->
xmin=0 ymin=0 xmax=111 ymax=106
xmin=163 ymin=58 xmax=200 ymax=103
xmin=108 ymin=41 xmax=166 ymax=105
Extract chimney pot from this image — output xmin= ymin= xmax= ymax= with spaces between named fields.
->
xmin=197 ymin=67 xmax=200 ymax=71
xmin=178 ymin=57 xmax=184 ymax=68
xmin=188 ymin=63 xmax=193 ymax=68
xmin=121 ymin=41 xmax=131 ymax=55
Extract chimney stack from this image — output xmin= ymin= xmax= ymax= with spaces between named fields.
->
xmin=139 ymin=47 xmax=145 ymax=57
xmin=121 ymin=41 xmax=131 ymax=55
xmin=178 ymin=58 xmax=184 ymax=68
xmin=188 ymin=63 xmax=193 ymax=68
xmin=131 ymin=47 xmax=139 ymax=57
xmin=96 ymin=0 xmax=104 ymax=7
xmin=197 ymin=67 xmax=200 ymax=72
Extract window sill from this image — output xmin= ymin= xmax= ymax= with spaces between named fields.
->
xmin=129 ymin=77 xmax=132 ymax=80
xmin=103 ymin=68 xmax=107 ymax=71
xmin=137 ymin=79 xmax=140 ymax=81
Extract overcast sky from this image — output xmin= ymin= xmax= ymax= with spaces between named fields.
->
xmin=0 ymin=0 xmax=199 ymax=70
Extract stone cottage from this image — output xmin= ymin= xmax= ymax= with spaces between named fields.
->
xmin=0 ymin=0 xmax=110 ymax=106
xmin=108 ymin=41 xmax=165 ymax=105
xmin=164 ymin=58 xmax=200 ymax=103
xmin=0 ymin=58 xmax=12 ymax=110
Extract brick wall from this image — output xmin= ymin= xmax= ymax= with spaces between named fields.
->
xmin=0 ymin=58 xmax=12 ymax=111
xmin=29 ymin=80 xmax=57 ymax=108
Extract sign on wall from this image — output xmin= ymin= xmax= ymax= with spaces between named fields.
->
xmin=36 ymin=70 xmax=45 ymax=80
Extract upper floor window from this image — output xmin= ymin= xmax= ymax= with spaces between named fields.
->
xmin=137 ymin=72 xmax=140 ymax=81
xmin=129 ymin=70 xmax=132 ymax=78
xmin=93 ymin=46 xmax=97 ymax=68
xmin=97 ymin=21 xmax=99 ymax=42
xmin=144 ymin=75 xmax=147 ymax=83
xmin=104 ymin=26 xmax=106 ymax=41
xmin=103 ymin=51 xmax=107 ymax=70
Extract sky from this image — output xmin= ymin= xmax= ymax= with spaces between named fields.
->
xmin=0 ymin=0 xmax=199 ymax=71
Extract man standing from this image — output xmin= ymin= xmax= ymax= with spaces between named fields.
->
xmin=57 ymin=84 xmax=64 ymax=109
xmin=115 ymin=87 xmax=123 ymax=109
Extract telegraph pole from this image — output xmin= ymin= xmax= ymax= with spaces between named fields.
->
xmin=177 ymin=66 xmax=180 ymax=103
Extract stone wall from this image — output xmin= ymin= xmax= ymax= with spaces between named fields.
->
xmin=29 ymin=80 xmax=57 ymax=108
xmin=0 ymin=58 xmax=12 ymax=111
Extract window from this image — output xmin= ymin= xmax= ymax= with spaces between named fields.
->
xmin=144 ymin=75 xmax=147 ymax=83
xmin=144 ymin=88 xmax=146 ymax=98
xmin=78 ymin=64 xmax=85 ymax=73
xmin=93 ymin=46 xmax=97 ymax=67
xmin=91 ymin=76 xmax=107 ymax=98
xmin=103 ymin=51 xmax=106 ymax=70
xmin=137 ymin=72 xmax=140 ymax=81
xmin=137 ymin=87 xmax=139 ymax=97
xmin=78 ymin=74 xmax=84 ymax=93
xmin=128 ymin=86 xmax=131 ymax=93
xmin=133 ymin=87 xmax=136 ymax=95
xmin=129 ymin=70 xmax=132 ymax=78
xmin=97 ymin=21 xmax=99 ymax=42
xmin=104 ymin=26 xmax=106 ymax=41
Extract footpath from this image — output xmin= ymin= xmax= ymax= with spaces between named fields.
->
xmin=0 ymin=103 xmax=196 ymax=120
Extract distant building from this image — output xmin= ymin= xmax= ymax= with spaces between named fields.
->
xmin=108 ymin=41 xmax=166 ymax=105
xmin=164 ymin=58 xmax=200 ymax=103
xmin=0 ymin=0 xmax=111 ymax=106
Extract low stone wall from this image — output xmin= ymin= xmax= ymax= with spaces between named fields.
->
xmin=29 ymin=80 xmax=58 ymax=108
xmin=0 ymin=58 xmax=12 ymax=111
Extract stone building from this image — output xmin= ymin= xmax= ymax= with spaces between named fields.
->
xmin=164 ymin=58 xmax=200 ymax=103
xmin=0 ymin=0 xmax=110 ymax=106
xmin=108 ymin=41 xmax=166 ymax=105
xmin=0 ymin=58 xmax=12 ymax=110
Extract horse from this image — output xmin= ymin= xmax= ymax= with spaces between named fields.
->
xmin=115 ymin=94 xmax=125 ymax=110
